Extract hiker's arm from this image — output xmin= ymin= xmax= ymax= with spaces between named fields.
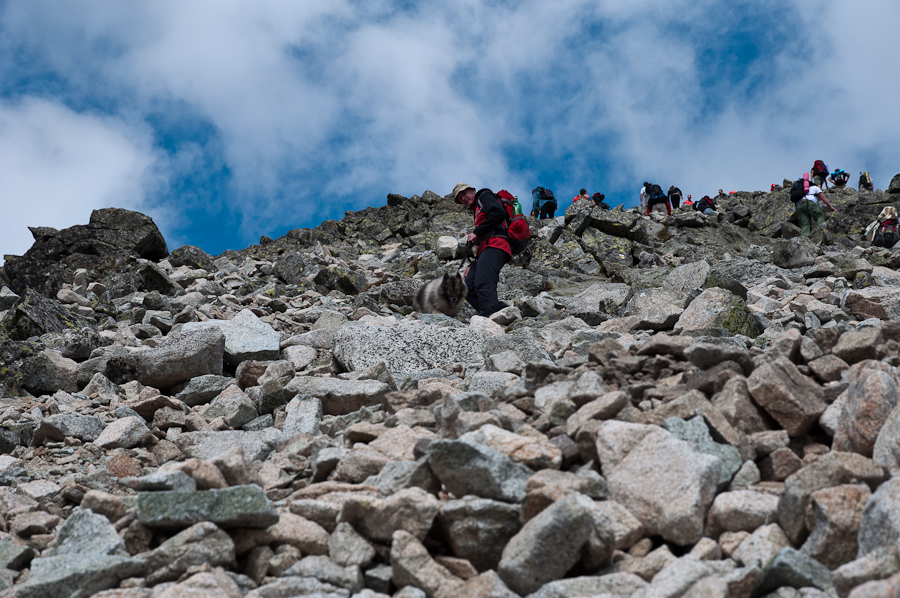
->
xmin=818 ymin=192 xmax=836 ymax=211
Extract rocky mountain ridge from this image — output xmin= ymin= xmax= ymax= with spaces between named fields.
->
xmin=0 ymin=178 xmax=898 ymax=597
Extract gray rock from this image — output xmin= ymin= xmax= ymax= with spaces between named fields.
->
xmin=428 ymin=439 xmax=534 ymax=503
xmin=747 ymin=356 xmax=827 ymax=437
xmin=832 ymin=546 xmax=900 ymax=597
xmin=14 ymin=553 xmax=147 ymax=598
xmin=245 ymin=577 xmax=348 ymax=598
xmin=435 ymin=496 xmax=522 ymax=572
xmin=283 ymin=555 xmax=363 ymax=592
xmin=329 ymin=522 xmax=376 ymax=568
xmin=172 ymin=429 xmax=285 ymax=461
xmin=282 ymin=394 xmax=323 ymax=437
xmin=333 ymin=322 xmax=486 ymax=374
xmin=873 ymin=401 xmax=900 ymax=476
xmin=283 ymin=376 xmax=389 ymax=416
xmin=141 ymin=521 xmax=235 ymax=584
xmin=523 ymin=572 xmax=648 ymax=598
xmin=21 ymin=349 xmax=79 ymax=394
xmin=107 ymin=327 xmax=225 ymax=388
xmin=624 ymin=288 xmax=688 ymax=330
xmin=565 ymin=283 xmax=632 ymax=324
xmin=119 ymin=470 xmax=197 ymax=492
xmin=338 ymin=487 xmax=438 ymax=543
xmin=482 ymin=328 xmax=553 ymax=364
xmin=137 ymin=485 xmax=278 ymax=530
xmin=777 ymin=451 xmax=886 ymax=545
xmin=51 ymin=508 xmax=126 ymax=557
xmin=182 ymin=309 xmax=280 ymax=366
xmin=204 ymin=385 xmax=258 ymax=429
xmin=0 ymin=539 xmax=35 ymax=570
xmin=645 ymin=555 xmax=713 ymax=598
xmin=93 ymin=416 xmax=150 ymax=450
xmin=498 ymin=495 xmax=595 ymax=595
xmin=665 ymin=416 xmax=742 ymax=489
xmin=365 ymin=458 xmax=441 ymax=496
xmin=594 ymin=420 xmax=720 ymax=545
xmin=30 ymin=414 xmax=105 ymax=446
xmin=674 ymin=287 xmax=761 ymax=338
xmin=172 ymin=374 xmax=233 ymax=407
xmin=756 ymin=547 xmax=834 ymax=595
xmin=857 ymin=476 xmax=900 ymax=558
xmin=772 ymin=237 xmax=818 ymax=269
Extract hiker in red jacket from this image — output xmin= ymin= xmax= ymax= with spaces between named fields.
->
xmin=452 ymin=182 xmax=511 ymax=317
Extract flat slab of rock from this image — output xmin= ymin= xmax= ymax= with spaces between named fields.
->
xmin=137 ymin=485 xmax=278 ymax=530
xmin=333 ymin=321 xmax=486 ymax=374
xmin=183 ymin=309 xmax=280 ymax=366
xmin=172 ymin=429 xmax=284 ymax=461
xmin=107 ymin=327 xmax=225 ymax=389
xmin=16 ymin=553 xmax=147 ymax=598
xmin=284 ymin=376 xmax=389 ymax=416
xmin=624 ymin=288 xmax=687 ymax=330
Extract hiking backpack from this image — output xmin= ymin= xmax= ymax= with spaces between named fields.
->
xmin=832 ymin=169 xmax=849 ymax=185
xmin=874 ymin=219 xmax=899 ymax=248
xmin=790 ymin=174 xmax=810 ymax=203
xmin=536 ymin=187 xmax=557 ymax=208
xmin=647 ymin=183 xmax=664 ymax=198
xmin=812 ymin=160 xmax=828 ymax=177
xmin=496 ymin=189 xmax=532 ymax=255
xmin=860 ymin=171 xmax=873 ymax=189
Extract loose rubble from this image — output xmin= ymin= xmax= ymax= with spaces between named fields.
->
xmin=0 ymin=180 xmax=898 ymax=597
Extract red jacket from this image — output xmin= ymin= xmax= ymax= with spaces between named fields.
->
xmin=472 ymin=189 xmax=512 ymax=257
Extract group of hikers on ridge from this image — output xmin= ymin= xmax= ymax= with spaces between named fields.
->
xmin=441 ymin=165 xmax=894 ymax=321
xmin=530 ymin=186 xmax=609 ymax=219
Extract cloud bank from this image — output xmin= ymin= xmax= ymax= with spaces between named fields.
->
xmin=1 ymin=0 xmax=898 ymax=259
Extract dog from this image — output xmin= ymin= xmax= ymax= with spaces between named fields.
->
xmin=413 ymin=272 xmax=468 ymax=317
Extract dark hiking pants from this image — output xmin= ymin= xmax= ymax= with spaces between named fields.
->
xmin=464 ymin=247 xmax=509 ymax=317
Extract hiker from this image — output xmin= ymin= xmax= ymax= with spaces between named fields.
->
xmin=811 ymin=160 xmax=830 ymax=189
xmin=681 ymin=194 xmax=694 ymax=209
xmin=865 ymin=206 xmax=899 ymax=247
xmin=667 ymin=185 xmax=683 ymax=210
xmin=452 ymin=183 xmax=511 ymax=317
xmin=830 ymin=169 xmax=850 ymax=188
xmin=796 ymin=180 xmax=837 ymax=236
xmin=694 ymin=195 xmax=717 ymax=216
xmin=643 ymin=182 xmax=671 ymax=215
xmin=531 ymin=187 xmax=557 ymax=219
xmin=859 ymin=171 xmax=874 ymax=192
xmin=639 ymin=184 xmax=647 ymax=210
xmin=592 ymin=192 xmax=610 ymax=210
xmin=573 ymin=188 xmax=590 ymax=204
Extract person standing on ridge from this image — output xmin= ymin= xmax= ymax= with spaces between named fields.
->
xmin=667 ymin=185 xmax=683 ymax=210
xmin=811 ymin=160 xmax=830 ymax=189
xmin=531 ymin=186 xmax=557 ymax=219
xmin=452 ymin=183 xmax=511 ymax=317
xmin=643 ymin=182 xmax=670 ymax=215
xmin=639 ymin=183 xmax=647 ymax=211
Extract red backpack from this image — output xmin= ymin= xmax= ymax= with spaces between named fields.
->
xmin=496 ymin=189 xmax=532 ymax=255
xmin=812 ymin=160 xmax=828 ymax=177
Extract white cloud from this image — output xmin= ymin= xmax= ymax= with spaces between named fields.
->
xmin=0 ymin=98 xmax=161 ymax=263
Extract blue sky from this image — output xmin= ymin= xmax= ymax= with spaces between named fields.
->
xmin=2 ymin=0 xmax=899 ymax=260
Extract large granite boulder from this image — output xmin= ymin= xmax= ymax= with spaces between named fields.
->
xmin=333 ymin=321 xmax=486 ymax=373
